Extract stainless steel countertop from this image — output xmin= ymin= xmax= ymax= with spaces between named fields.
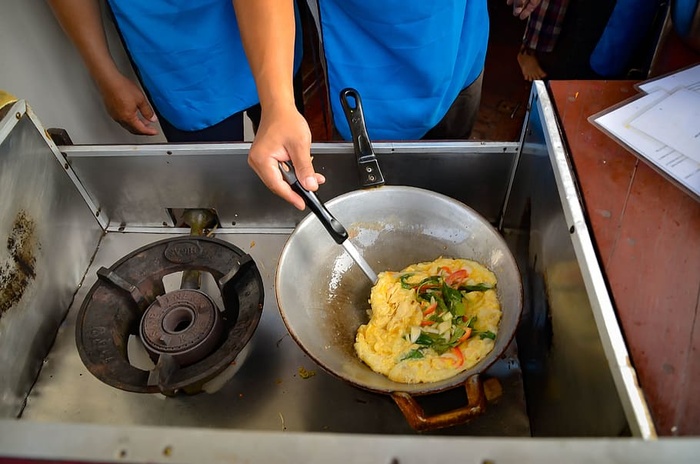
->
xmin=23 ymin=231 xmax=529 ymax=436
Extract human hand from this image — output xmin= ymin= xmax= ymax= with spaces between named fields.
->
xmin=507 ymin=0 xmax=542 ymax=19
xmin=98 ymin=73 xmax=158 ymax=136
xmin=247 ymin=103 xmax=326 ymax=210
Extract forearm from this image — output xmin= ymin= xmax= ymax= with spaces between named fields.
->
xmin=48 ymin=0 xmax=121 ymax=90
xmin=234 ymin=0 xmax=319 ymax=206
xmin=233 ymin=0 xmax=297 ymax=110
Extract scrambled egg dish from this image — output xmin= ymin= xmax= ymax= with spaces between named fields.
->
xmin=354 ymin=257 xmax=501 ymax=383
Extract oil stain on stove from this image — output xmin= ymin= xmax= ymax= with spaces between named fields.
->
xmin=0 ymin=210 xmax=38 ymax=317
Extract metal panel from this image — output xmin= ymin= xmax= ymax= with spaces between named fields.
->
xmin=1 ymin=421 xmax=700 ymax=464
xmin=22 ymin=232 xmax=530 ymax=437
xmin=0 ymin=90 xmax=668 ymax=460
xmin=0 ymin=101 xmax=103 ymax=417
xmin=62 ymin=142 xmax=518 ymax=230
xmin=502 ymin=84 xmax=655 ymax=438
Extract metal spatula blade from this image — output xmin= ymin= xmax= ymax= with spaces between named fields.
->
xmin=341 ymin=240 xmax=378 ymax=285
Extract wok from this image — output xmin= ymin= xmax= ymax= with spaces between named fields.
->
xmin=275 ymin=90 xmax=523 ymax=431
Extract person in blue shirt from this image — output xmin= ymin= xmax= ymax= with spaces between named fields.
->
xmin=237 ymin=0 xmax=540 ymax=210
xmin=48 ymin=0 xmax=304 ymax=142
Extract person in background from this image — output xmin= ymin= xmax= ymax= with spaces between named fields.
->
xmin=48 ymin=0 xmax=304 ymax=142
xmin=516 ymin=0 xmax=570 ymax=81
xmin=589 ymin=0 xmax=663 ymax=79
xmin=235 ymin=0 xmax=540 ymax=210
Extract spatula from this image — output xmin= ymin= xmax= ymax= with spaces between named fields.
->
xmin=278 ymin=160 xmax=378 ymax=285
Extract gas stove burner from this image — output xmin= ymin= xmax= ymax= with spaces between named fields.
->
xmin=139 ymin=289 xmax=223 ymax=366
xmin=75 ymin=236 xmax=264 ymax=395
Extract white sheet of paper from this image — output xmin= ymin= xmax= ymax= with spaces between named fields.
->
xmin=638 ymin=63 xmax=700 ymax=94
xmin=627 ymin=89 xmax=700 ymax=164
xmin=592 ymin=91 xmax=700 ymax=198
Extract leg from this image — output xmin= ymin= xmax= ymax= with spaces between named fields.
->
xmin=157 ymin=112 xmax=245 ymax=143
xmin=159 ymin=69 xmax=305 ymax=143
xmin=421 ymin=71 xmax=483 ymax=140
xmin=517 ymin=45 xmax=548 ymax=81
xmin=517 ymin=0 xmax=570 ymax=81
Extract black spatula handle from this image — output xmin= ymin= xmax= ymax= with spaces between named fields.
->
xmin=278 ymin=161 xmax=348 ymax=244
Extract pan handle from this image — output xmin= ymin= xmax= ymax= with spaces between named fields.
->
xmin=390 ymin=375 xmax=502 ymax=432
xmin=339 ymin=88 xmax=385 ymax=188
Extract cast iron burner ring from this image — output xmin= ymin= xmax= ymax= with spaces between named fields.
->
xmin=139 ymin=289 xmax=223 ymax=366
xmin=75 ymin=236 xmax=264 ymax=395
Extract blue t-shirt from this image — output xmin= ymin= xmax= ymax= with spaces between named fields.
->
xmin=107 ymin=0 xmax=303 ymax=131
xmin=318 ymin=0 xmax=488 ymax=140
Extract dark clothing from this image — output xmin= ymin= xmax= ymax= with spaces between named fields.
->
xmin=331 ymin=71 xmax=483 ymax=141
xmin=540 ymin=0 xmax=618 ymax=79
xmin=157 ymin=72 xmax=305 ymax=143
xmin=422 ymin=71 xmax=483 ymax=140
xmin=156 ymin=107 xmax=251 ymax=143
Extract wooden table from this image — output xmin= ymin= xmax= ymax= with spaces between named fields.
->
xmin=549 ymin=79 xmax=700 ymax=436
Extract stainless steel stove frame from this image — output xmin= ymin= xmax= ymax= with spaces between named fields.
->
xmin=2 ymin=83 xmax=695 ymax=463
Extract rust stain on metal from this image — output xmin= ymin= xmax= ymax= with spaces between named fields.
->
xmin=0 ymin=210 xmax=38 ymax=316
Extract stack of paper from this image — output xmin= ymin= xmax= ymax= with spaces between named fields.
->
xmin=590 ymin=63 xmax=700 ymax=201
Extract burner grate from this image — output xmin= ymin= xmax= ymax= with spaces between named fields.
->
xmin=75 ymin=236 xmax=264 ymax=395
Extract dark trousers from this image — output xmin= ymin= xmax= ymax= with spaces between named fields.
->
xmin=422 ymin=71 xmax=483 ymax=140
xmin=331 ymin=71 xmax=483 ymax=141
xmin=158 ymin=71 xmax=305 ymax=143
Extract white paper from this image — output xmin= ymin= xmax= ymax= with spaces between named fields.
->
xmin=592 ymin=91 xmax=700 ymax=198
xmin=628 ymin=89 xmax=700 ymax=164
xmin=638 ymin=63 xmax=700 ymax=94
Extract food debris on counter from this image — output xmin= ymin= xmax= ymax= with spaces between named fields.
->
xmin=297 ymin=366 xmax=316 ymax=379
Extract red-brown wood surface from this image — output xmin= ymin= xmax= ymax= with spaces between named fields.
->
xmin=549 ymin=80 xmax=700 ymax=436
xmin=549 ymin=81 xmax=638 ymax=268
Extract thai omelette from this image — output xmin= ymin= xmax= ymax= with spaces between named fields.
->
xmin=354 ymin=257 xmax=501 ymax=383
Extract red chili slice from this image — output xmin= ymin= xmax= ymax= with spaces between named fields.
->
xmin=417 ymin=282 xmax=440 ymax=293
xmin=451 ymin=347 xmax=464 ymax=367
xmin=422 ymin=301 xmax=437 ymax=316
xmin=458 ymin=327 xmax=473 ymax=343
xmin=445 ymin=269 xmax=469 ymax=287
